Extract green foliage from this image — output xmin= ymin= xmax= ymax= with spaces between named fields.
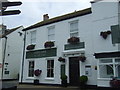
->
xmin=61 ymin=74 xmax=67 ymax=80
xmin=79 ymin=75 xmax=88 ymax=83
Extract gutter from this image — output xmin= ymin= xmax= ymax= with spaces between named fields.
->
xmin=20 ymin=31 xmax=26 ymax=83
xmin=2 ymin=36 xmax=7 ymax=79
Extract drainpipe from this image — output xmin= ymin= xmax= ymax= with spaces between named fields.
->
xmin=118 ymin=2 xmax=120 ymax=51
xmin=20 ymin=31 xmax=26 ymax=83
xmin=2 ymin=36 xmax=7 ymax=79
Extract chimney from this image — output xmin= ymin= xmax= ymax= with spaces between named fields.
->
xmin=43 ymin=14 xmax=49 ymax=21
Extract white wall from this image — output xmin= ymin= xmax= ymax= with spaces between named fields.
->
xmin=3 ymin=26 xmax=24 ymax=79
xmin=91 ymin=1 xmax=119 ymax=53
xmin=21 ymin=0 xmax=119 ymax=87
xmin=91 ymin=0 xmax=119 ymax=87
xmin=21 ymin=12 xmax=98 ymax=85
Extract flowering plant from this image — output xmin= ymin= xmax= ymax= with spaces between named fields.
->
xmin=26 ymin=44 xmax=35 ymax=50
xmin=44 ymin=41 xmax=54 ymax=48
xmin=100 ymin=30 xmax=111 ymax=39
xmin=67 ymin=37 xmax=80 ymax=44
xmin=58 ymin=57 xmax=65 ymax=62
xmin=34 ymin=69 xmax=42 ymax=76
xmin=78 ymin=56 xmax=86 ymax=62
xmin=110 ymin=77 xmax=120 ymax=88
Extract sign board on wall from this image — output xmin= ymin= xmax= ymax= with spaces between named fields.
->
xmin=26 ymin=48 xmax=57 ymax=59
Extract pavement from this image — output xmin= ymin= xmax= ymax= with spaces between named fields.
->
xmin=17 ymin=84 xmax=95 ymax=90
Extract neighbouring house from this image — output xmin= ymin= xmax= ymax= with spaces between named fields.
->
xmin=19 ymin=0 xmax=120 ymax=88
xmin=0 ymin=24 xmax=24 ymax=80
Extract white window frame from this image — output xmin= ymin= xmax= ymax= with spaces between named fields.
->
xmin=69 ymin=20 xmax=79 ymax=37
xmin=47 ymin=26 xmax=55 ymax=41
xmin=30 ymin=30 xmax=36 ymax=44
xmin=98 ymin=58 xmax=120 ymax=79
xmin=28 ymin=60 xmax=35 ymax=78
xmin=46 ymin=59 xmax=54 ymax=79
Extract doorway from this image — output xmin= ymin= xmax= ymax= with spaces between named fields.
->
xmin=69 ymin=57 xmax=80 ymax=86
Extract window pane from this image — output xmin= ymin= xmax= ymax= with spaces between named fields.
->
xmin=31 ymin=31 xmax=36 ymax=44
xmin=47 ymin=60 xmax=54 ymax=78
xmin=99 ymin=65 xmax=113 ymax=78
xmin=115 ymin=58 xmax=120 ymax=63
xmin=48 ymin=26 xmax=55 ymax=41
xmin=28 ymin=61 xmax=34 ymax=77
xmin=48 ymin=35 xmax=55 ymax=41
xmin=116 ymin=65 xmax=120 ymax=78
xmin=70 ymin=22 xmax=78 ymax=32
xmin=70 ymin=32 xmax=78 ymax=37
xmin=48 ymin=28 xmax=55 ymax=35
xmin=99 ymin=59 xmax=112 ymax=63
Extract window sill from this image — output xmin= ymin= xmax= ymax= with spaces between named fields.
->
xmin=45 ymin=78 xmax=54 ymax=81
xmin=97 ymin=78 xmax=111 ymax=81
xmin=26 ymin=77 xmax=34 ymax=80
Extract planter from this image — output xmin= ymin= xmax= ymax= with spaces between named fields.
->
xmin=100 ymin=31 xmax=111 ymax=39
xmin=34 ymin=79 xmax=39 ymax=85
xmin=34 ymin=69 xmax=42 ymax=77
xmin=61 ymin=80 xmax=67 ymax=87
xmin=78 ymin=56 xmax=86 ymax=62
xmin=67 ymin=37 xmax=80 ymax=44
xmin=79 ymin=75 xmax=88 ymax=89
xmin=26 ymin=44 xmax=35 ymax=50
xmin=61 ymin=75 xmax=67 ymax=87
xmin=44 ymin=41 xmax=54 ymax=48
xmin=110 ymin=78 xmax=120 ymax=88
xmin=58 ymin=57 xmax=65 ymax=62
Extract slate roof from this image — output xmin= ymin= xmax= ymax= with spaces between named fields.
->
xmin=23 ymin=8 xmax=92 ymax=31
xmin=0 ymin=26 xmax=23 ymax=38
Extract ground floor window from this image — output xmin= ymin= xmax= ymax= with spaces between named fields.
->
xmin=47 ymin=60 xmax=54 ymax=78
xmin=98 ymin=58 xmax=120 ymax=79
xmin=28 ymin=61 xmax=34 ymax=77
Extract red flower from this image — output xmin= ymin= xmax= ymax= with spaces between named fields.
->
xmin=67 ymin=37 xmax=80 ymax=44
xmin=78 ymin=56 xmax=86 ymax=62
xmin=34 ymin=69 xmax=42 ymax=76
xmin=44 ymin=41 xmax=54 ymax=48
xmin=26 ymin=44 xmax=35 ymax=50
xmin=100 ymin=31 xmax=111 ymax=39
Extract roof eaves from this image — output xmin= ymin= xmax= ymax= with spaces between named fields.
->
xmin=23 ymin=8 xmax=92 ymax=31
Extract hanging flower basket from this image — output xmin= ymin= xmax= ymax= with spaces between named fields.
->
xmin=26 ymin=44 xmax=35 ymax=50
xmin=67 ymin=37 xmax=80 ymax=44
xmin=44 ymin=41 xmax=54 ymax=48
xmin=34 ymin=69 xmax=42 ymax=77
xmin=58 ymin=57 xmax=65 ymax=62
xmin=78 ymin=56 xmax=86 ymax=62
xmin=100 ymin=30 xmax=111 ymax=39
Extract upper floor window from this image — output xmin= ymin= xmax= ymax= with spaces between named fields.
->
xmin=70 ymin=20 xmax=79 ymax=37
xmin=48 ymin=26 xmax=55 ymax=41
xmin=30 ymin=31 xmax=36 ymax=44
xmin=28 ymin=61 xmax=34 ymax=77
xmin=47 ymin=60 xmax=54 ymax=78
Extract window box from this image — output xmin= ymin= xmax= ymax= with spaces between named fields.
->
xmin=110 ymin=77 xmax=120 ymax=88
xmin=67 ymin=37 xmax=80 ymax=44
xmin=44 ymin=41 xmax=54 ymax=48
xmin=26 ymin=44 xmax=35 ymax=50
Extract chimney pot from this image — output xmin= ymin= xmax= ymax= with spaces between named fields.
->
xmin=43 ymin=14 xmax=49 ymax=21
